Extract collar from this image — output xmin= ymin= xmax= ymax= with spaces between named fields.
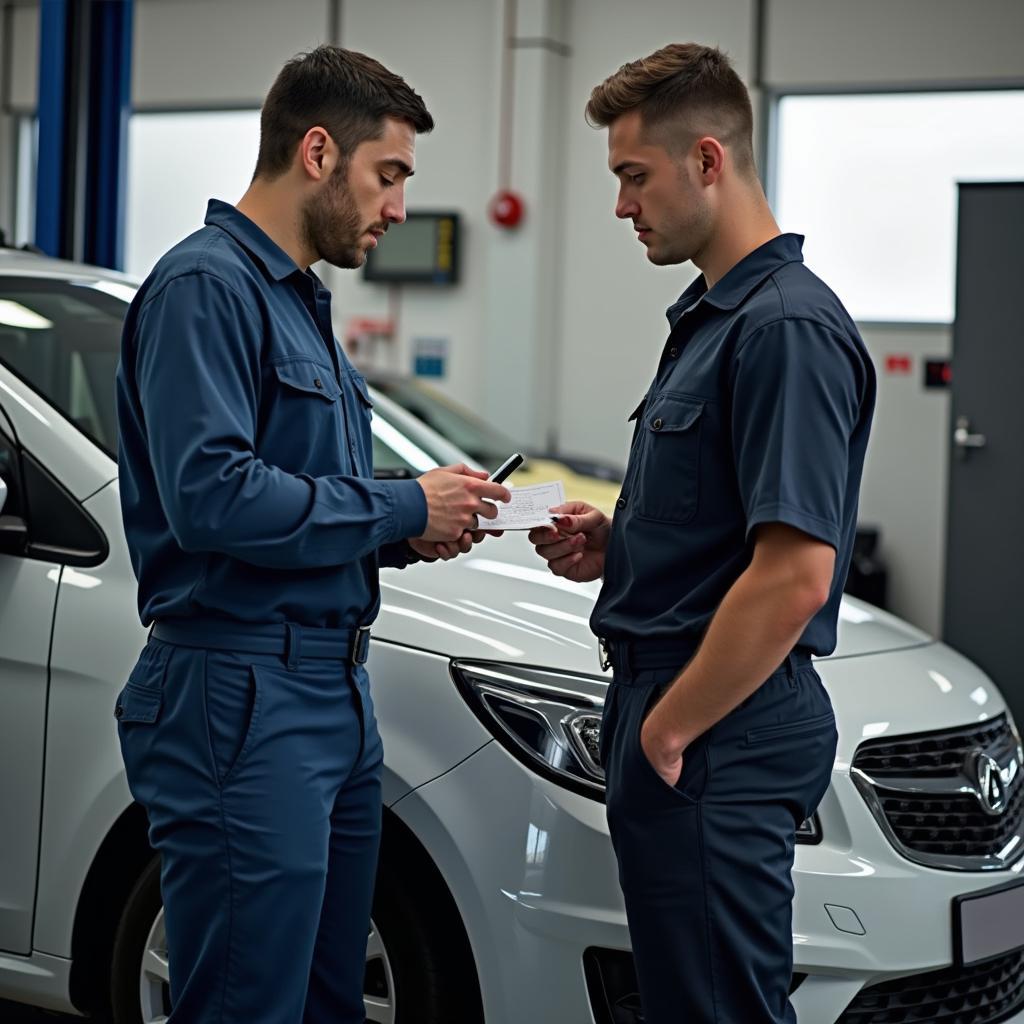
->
xmin=666 ymin=232 xmax=806 ymax=324
xmin=204 ymin=198 xmax=301 ymax=282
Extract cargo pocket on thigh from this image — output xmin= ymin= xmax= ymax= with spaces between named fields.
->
xmin=115 ymin=683 xmax=164 ymax=724
xmin=115 ymin=646 xmax=172 ymax=787
xmin=114 ymin=641 xmax=172 ymax=723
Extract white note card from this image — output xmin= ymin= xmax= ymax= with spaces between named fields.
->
xmin=482 ymin=481 xmax=565 ymax=531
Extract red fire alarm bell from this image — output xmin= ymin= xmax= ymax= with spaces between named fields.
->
xmin=489 ymin=190 xmax=525 ymax=229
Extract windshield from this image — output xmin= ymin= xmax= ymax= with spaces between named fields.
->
xmin=0 ymin=273 xmax=477 ymax=478
xmin=0 ymin=276 xmax=129 ymax=456
xmin=369 ymin=376 xmax=516 ymax=464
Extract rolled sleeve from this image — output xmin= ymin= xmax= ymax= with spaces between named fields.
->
xmin=730 ymin=318 xmax=862 ymax=550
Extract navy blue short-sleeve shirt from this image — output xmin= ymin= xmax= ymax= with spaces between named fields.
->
xmin=591 ymin=234 xmax=876 ymax=657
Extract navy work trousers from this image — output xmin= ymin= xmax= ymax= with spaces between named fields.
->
xmin=602 ymin=653 xmax=838 ymax=1023
xmin=115 ymin=622 xmax=382 ymax=1024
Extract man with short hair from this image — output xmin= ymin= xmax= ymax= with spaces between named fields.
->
xmin=531 ymin=43 xmax=875 ymax=1022
xmin=116 ymin=46 xmax=509 ymax=1024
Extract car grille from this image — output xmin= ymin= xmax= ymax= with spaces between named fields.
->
xmin=874 ymin=782 xmax=1024 ymax=859
xmin=838 ymin=948 xmax=1024 ymax=1024
xmin=852 ymin=714 xmax=1024 ymax=870
xmin=854 ymin=717 xmax=1017 ymax=778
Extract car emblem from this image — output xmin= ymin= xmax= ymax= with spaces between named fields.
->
xmin=973 ymin=751 xmax=1008 ymax=816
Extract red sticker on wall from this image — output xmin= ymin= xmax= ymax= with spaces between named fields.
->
xmin=885 ymin=355 xmax=913 ymax=374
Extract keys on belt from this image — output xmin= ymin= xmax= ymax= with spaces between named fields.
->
xmin=598 ymin=637 xmax=613 ymax=672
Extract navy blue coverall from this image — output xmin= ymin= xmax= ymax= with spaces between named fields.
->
xmin=114 ymin=200 xmax=428 ymax=1024
xmin=591 ymin=234 xmax=876 ymax=1023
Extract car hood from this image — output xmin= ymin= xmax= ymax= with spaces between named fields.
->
xmin=376 ymin=533 xmax=931 ymax=675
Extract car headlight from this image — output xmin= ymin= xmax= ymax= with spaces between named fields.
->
xmin=452 ymin=659 xmax=823 ymax=840
xmin=452 ymin=661 xmax=607 ymax=799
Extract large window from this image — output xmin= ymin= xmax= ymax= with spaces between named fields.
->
xmin=125 ymin=110 xmax=261 ymax=279
xmin=773 ymin=91 xmax=1024 ymax=323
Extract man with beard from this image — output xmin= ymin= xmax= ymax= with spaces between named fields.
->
xmin=115 ymin=47 xmax=509 ymax=1024
xmin=530 ymin=43 xmax=875 ymax=1023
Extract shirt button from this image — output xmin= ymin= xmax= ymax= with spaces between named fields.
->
xmin=669 ymin=346 xmax=679 ymax=358
xmin=652 ymin=418 xmax=663 ymax=430
xmin=314 ymin=378 xmax=323 ymax=389
xmin=616 ymin=496 xmax=627 ymax=510
xmin=114 ymin=705 xmax=124 ymax=719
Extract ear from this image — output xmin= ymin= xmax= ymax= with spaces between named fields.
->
xmin=696 ymin=136 xmax=726 ymax=185
xmin=298 ymin=126 xmax=339 ymax=183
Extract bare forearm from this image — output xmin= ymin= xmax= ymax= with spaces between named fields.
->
xmin=650 ymin=566 xmax=826 ymax=750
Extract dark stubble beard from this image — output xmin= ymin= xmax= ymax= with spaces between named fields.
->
xmin=302 ymin=166 xmax=366 ymax=270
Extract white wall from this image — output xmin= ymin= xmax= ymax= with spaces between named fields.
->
xmin=5 ymin=0 xmax=1024 ymax=637
xmin=857 ymin=326 xmax=952 ymax=636
xmin=764 ymin=0 xmax=1024 ymax=89
xmin=325 ymin=0 xmax=501 ymax=413
xmin=556 ymin=0 xmax=754 ymax=467
xmin=131 ymin=0 xmax=330 ymax=109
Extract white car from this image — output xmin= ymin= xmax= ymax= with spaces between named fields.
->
xmin=1 ymin=247 xmax=1023 ymax=1024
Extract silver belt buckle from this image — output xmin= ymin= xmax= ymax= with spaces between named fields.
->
xmin=598 ymin=637 xmax=612 ymax=672
xmin=353 ymin=626 xmax=371 ymax=666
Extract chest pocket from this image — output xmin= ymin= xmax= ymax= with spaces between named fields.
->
xmin=636 ymin=393 xmax=704 ymax=524
xmin=268 ymin=359 xmax=343 ymax=465
xmin=273 ymin=358 xmax=342 ymax=402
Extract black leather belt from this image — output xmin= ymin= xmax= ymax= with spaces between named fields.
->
xmin=151 ymin=618 xmax=371 ymax=667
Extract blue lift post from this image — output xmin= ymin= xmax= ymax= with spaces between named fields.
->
xmin=35 ymin=0 xmax=133 ymax=270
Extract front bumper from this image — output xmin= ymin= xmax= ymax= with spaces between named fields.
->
xmin=393 ymin=735 xmax=1024 ymax=1024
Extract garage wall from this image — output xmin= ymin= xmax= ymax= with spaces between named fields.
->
xmin=760 ymin=0 xmax=1024 ymax=637
xmin=763 ymin=0 xmax=1024 ymax=90
xmin=0 ymin=0 xmax=38 ymax=241
xmin=131 ymin=0 xmax=331 ymax=109
xmin=327 ymin=0 xmax=501 ymax=421
xmin=554 ymin=0 xmax=755 ymax=466
xmin=857 ymin=325 xmax=952 ymax=636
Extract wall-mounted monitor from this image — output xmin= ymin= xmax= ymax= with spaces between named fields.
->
xmin=363 ymin=211 xmax=460 ymax=285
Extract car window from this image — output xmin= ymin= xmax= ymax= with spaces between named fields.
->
xmin=0 ymin=277 xmax=126 ymax=456
xmin=370 ymin=377 xmax=513 ymax=464
xmin=371 ymin=433 xmax=417 ymax=475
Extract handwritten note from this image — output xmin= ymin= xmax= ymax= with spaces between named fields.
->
xmin=481 ymin=481 xmax=566 ymax=531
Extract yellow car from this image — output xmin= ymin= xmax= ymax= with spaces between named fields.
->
xmin=367 ymin=373 xmax=624 ymax=516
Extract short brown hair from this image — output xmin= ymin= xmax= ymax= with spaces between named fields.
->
xmin=586 ymin=43 xmax=755 ymax=175
xmin=254 ymin=46 xmax=434 ymax=180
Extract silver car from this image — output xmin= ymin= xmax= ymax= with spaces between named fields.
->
xmin=2 ymin=248 xmax=1024 ymax=1024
